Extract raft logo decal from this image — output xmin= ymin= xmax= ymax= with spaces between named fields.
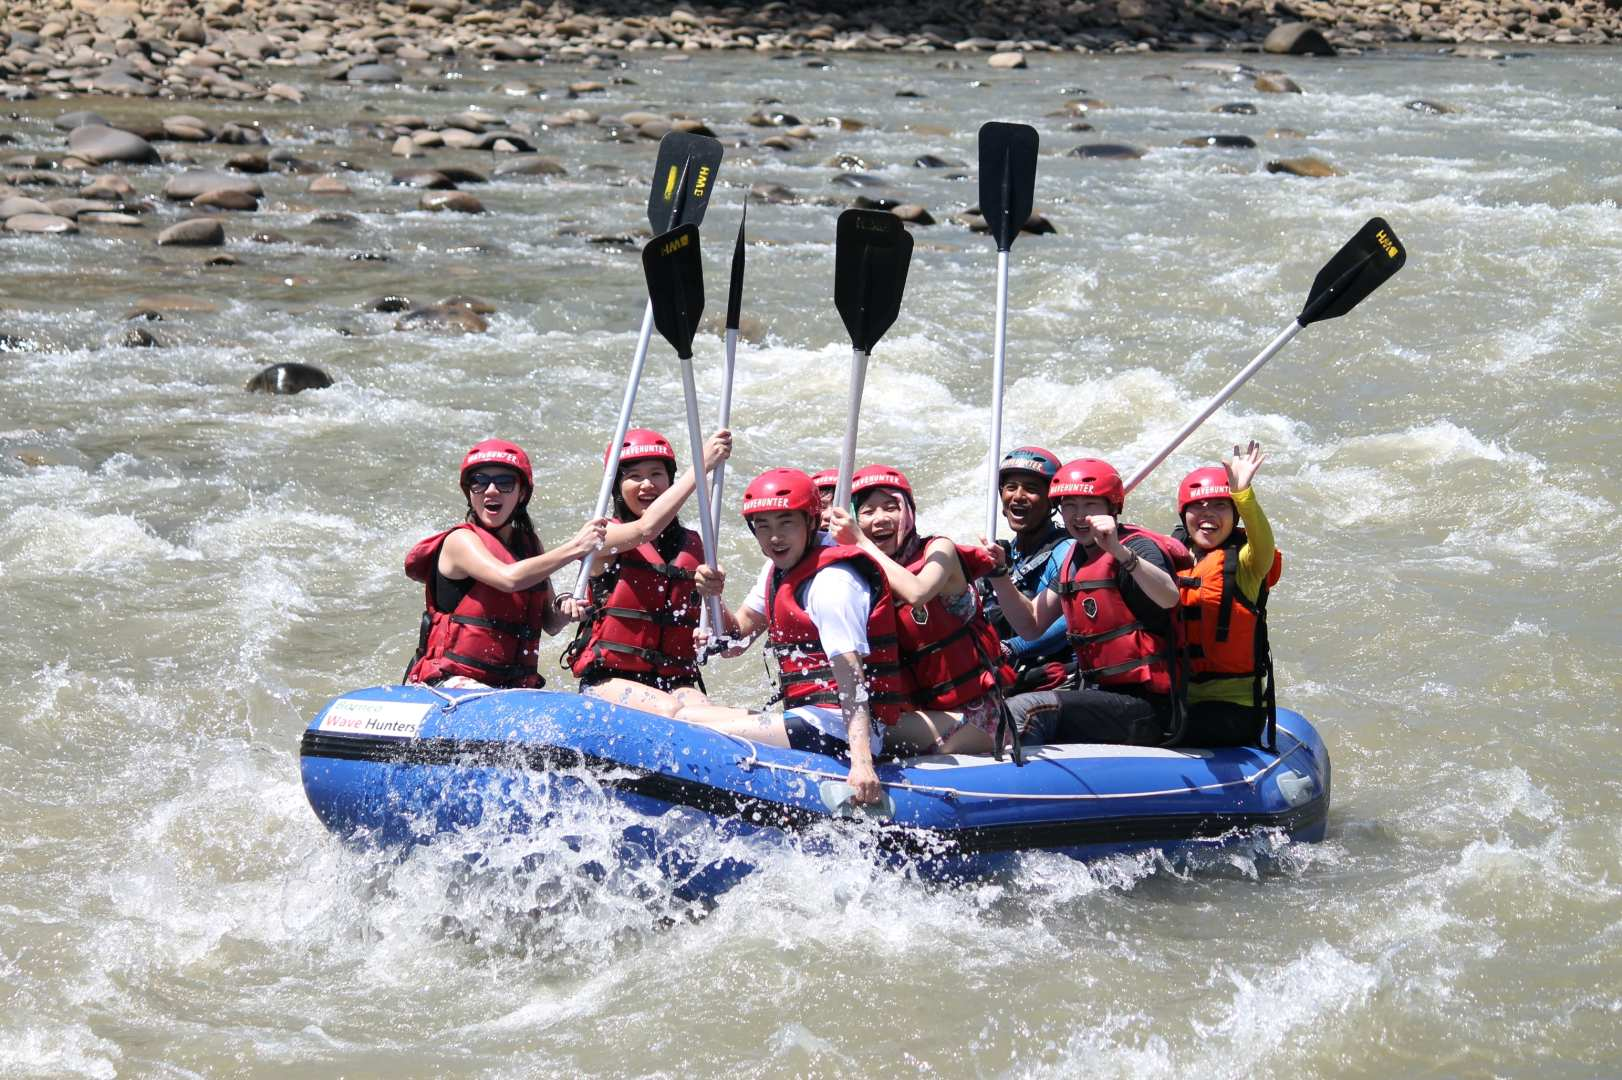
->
xmin=318 ymin=699 xmax=432 ymax=740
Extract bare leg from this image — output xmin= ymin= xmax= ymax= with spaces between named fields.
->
xmin=674 ymin=704 xmax=792 ymax=748
xmin=888 ymin=708 xmax=996 ymax=756
xmin=581 ymin=677 xmax=681 ymax=717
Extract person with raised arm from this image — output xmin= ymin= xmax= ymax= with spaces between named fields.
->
xmin=562 ymin=427 xmax=732 ymax=717
xmin=404 ymin=440 xmax=607 ymax=689
xmin=827 ymin=465 xmax=1014 ymax=755
xmin=1172 ymin=441 xmax=1282 ymax=746
xmin=985 ymin=458 xmax=1193 ymax=746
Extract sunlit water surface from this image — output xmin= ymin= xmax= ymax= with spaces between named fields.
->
xmin=1 ymin=47 xmax=1618 ymax=1078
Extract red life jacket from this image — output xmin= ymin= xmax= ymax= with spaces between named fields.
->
xmin=895 ymin=538 xmax=1013 ymax=710
xmin=1179 ymin=536 xmax=1283 ymax=688
xmin=1054 ymin=524 xmax=1192 ymax=697
xmin=568 ymin=525 xmax=704 ymax=683
xmin=403 ymin=523 xmax=549 ymax=688
xmin=766 ymin=544 xmax=910 ymax=725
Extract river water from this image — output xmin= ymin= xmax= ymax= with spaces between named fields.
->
xmin=1 ymin=45 xmax=1618 ymax=1077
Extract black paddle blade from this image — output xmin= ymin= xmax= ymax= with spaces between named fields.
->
xmin=725 ymin=202 xmax=747 ymax=332
xmin=834 ymin=209 xmax=914 ymax=354
xmin=643 ymin=224 xmax=705 ymax=359
xmin=647 ymin=131 xmax=723 ymax=232
xmin=1299 ymin=217 xmax=1406 ymax=325
xmin=978 ymin=121 xmax=1040 ymax=252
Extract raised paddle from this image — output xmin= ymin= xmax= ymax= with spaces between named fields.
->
xmin=575 ymin=132 xmax=723 ymax=599
xmin=642 ymin=223 xmax=725 ymax=633
xmin=694 ymin=202 xmax=750 ymax=644
xmin=832 ymin=209 xmax=914 ymax=509
xmin=977 ymin=121 xmax=1039 ymax=540
xmin=1123 ymin=217 xmax=1407 ymax=495
xmin=709 ymin=202 xmax=747 ymax=537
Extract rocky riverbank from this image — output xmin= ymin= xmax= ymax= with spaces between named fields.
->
xmin=2 ymin=1 xmax=1621 ymax=105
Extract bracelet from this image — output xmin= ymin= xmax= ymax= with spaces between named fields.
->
xmin=1119 ymin=550 xmax=1141 ymax=574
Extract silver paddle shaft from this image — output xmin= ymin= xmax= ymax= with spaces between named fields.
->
xmin=572 ymin=299 xmax=656 ymax=598
xmin=1123 ymin=319 xmax=1304 ymax=496
xmin=986 ymin=248 xmax=1010 ymax=540
xmin=834 ymin=348 xmax=869 ymax=511
xmin=678 ymin=354 xmax=725 ymax=632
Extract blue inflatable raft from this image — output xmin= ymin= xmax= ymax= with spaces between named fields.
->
xmin=299 ymin=685 xmax=1330 ymax=892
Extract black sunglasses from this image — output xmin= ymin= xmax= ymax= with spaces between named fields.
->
xmin=467 ymin=472 xmax=519 ymax=493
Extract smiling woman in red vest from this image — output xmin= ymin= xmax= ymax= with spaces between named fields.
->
xmin=563 ymin=426 xmax=731 ymax=717
xmin=827 ymin=464 xmax=1014 ymax=756
xmin=1174 ymin=441 xmax=1282 ymax=747
xmin=403 ymin=439 xmax=607 ymax=689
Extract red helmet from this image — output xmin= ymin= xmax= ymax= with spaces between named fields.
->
xmin=606 ymin=427 xmax=677 ymax=470
xmin=999 ymin=446 xmax=1061 ymax=482
xmin=1049 ymin=457 xmax=1124 ymax=512
xmin=1178 ymin=466 xmax=1232 ymax=515
xmin=810 ymin=468 xmax=839 ymax=492
xmin=741 ymin=468 xmax=819 ymax=519
xmin=850 ymin=463 xmax=913 ymax=503
xmin=460 ymin=439 xmax=533 ymax=490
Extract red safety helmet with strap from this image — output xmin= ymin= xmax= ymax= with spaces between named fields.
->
xmin=1177 ymin=466 xmax=1233 ymax=515
xmin=850 ymin=463 xmax=913 ymax=503
xmin=460 ymin=439 xmax=533 ymax=492
xmin=809 ymin=468 xmax=839 ymax=493
xmin=742 ymin=468 xmax=820 ymax=519
xmin=1049 ymin=457 xmax=1125 ymax=513
xmin=607 ymin=428 xmax=678 ymax=471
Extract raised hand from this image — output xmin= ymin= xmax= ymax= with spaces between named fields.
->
xmin=694 ymin=563 xmax=726 ymax=597
xmin=702 ymin=429 xmax=732 ymax=470
xmin=1224 ymin=440 xmax=1265 ymax=492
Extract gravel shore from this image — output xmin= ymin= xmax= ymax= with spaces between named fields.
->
xmin=3 ymin=1 xmax=1620 ymax=105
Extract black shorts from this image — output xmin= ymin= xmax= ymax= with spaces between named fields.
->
xmin=1182 ymin=701 xmax=1266 ymax=747
xmin=1007 ymin=687 xmax=1171 ymax=747
xmin=782 ymin=711 xmax=851 ymax=758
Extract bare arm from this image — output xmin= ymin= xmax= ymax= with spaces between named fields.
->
xmin=831 ymin=651 xmax=881 ymax=804
xmin=439 ymin=519 xmax=606 ymax=593
xmin=1091 ymin=517 xmax=1179 ymax=610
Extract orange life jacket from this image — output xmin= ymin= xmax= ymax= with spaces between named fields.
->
xmin=568 ymin=525 xmax=704 ymax=684
xmin=766 ymin=544 xmax=910 ymax=725
xmin=895 ymin=538 xmax=1013 ymax=710
xmin=403 ymin=523 xmax=549 ymax=688
xmin=1179 ymin=537 xmax=1282 ymax=690
xmin=1054 ymin=524 xmax=1191 ymax=697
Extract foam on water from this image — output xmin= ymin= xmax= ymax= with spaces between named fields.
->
xmin=3 ymin=46 xmax=1621 ymax=1077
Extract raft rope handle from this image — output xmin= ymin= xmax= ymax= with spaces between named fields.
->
xmin=714 ymin=725 xmax=1312 ymax=802
xmin=410 ymin=689 xmax=1313 ymax=803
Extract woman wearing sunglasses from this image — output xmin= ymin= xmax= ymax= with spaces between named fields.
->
xmin=403 ymin=439 xmax=608 ymax=689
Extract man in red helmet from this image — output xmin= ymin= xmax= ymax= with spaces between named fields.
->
xmin=678 ymin=467 xmax=909 ymax=804
xmin=984 ymin=457 xmax=1192 ymax=745
xmin=404 ymin=439 xmax=607 ymax=689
